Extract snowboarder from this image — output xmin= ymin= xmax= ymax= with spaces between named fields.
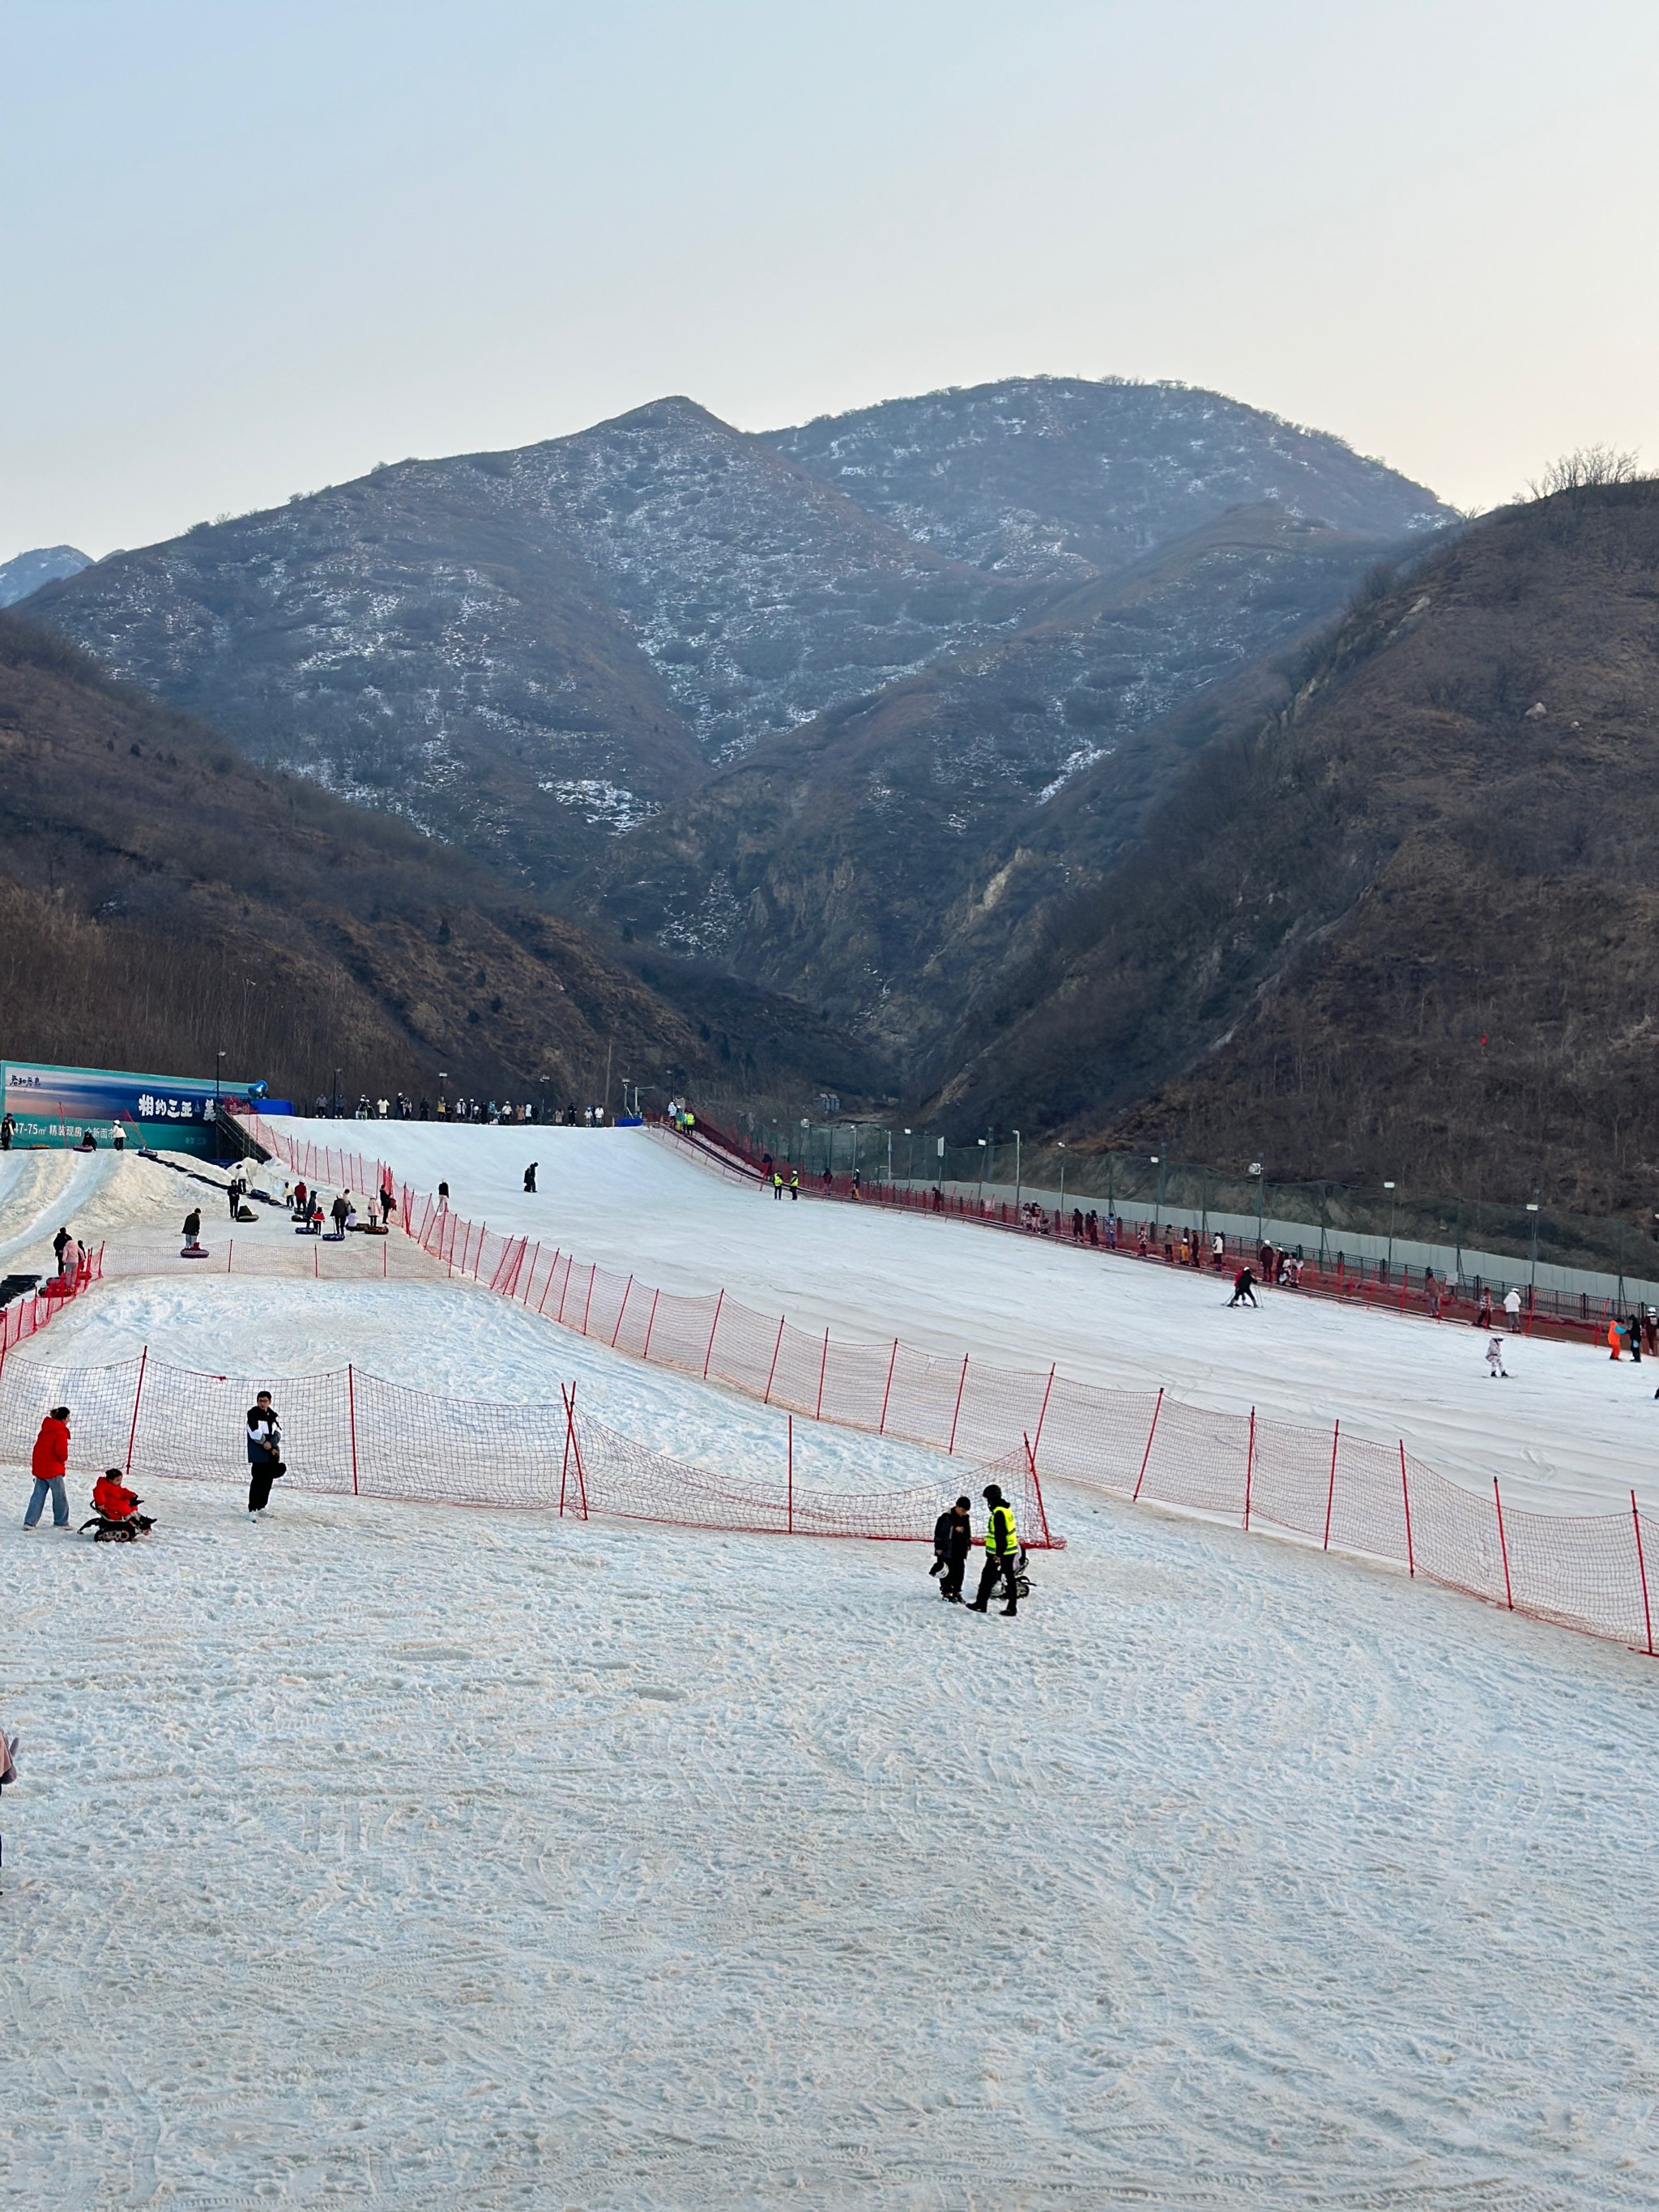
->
xmin=1229 ymin=1266 xmax=1258 ymax=1309
xmin=23 ymin=1407 xmax=71 ymax=1530
xmin=932 ymin=1496 xmax=973 ymax=1602
xmin=1486 ymin=1336 xmax=1510 ymax=1379
xmin=523 ymin=1164 xmax=537 ymax=1194
xmin=966 ymin=1485 xmax=1020 ymax=1616
xmin=246 ymin=1393 xmax=285 ymax=1518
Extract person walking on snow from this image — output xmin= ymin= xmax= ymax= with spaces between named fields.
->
xmin=1486 ymin=1336 xmax=1510 ymax=1379
xmin=1504 ymin=1287 xmax=1523 ymax=1330
xmin=523 ymin=1164 xmax=537 ymax=1194
xmin=932 ymin=1496 xmax=973 ymax=1602
xmin=966 ymin=1485 xmax=1020 ymax=1616
xmin=1229 ymin=1266 xmax=1258 ymax=1309
xmin=772 ymin=1170 xmax=784 ymax=1200
xmin=24 ymin=1406 xmax=71 ymax=1529
xmin=246 ymin=1393 xmax=286 ymax=1518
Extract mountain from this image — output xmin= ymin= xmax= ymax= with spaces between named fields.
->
xmin=931 ymin=480 xmax=1659 ymax=1213
xmin=0 ymin=544 xmax=91 ymax=607
xmin=0 ymin=612 xmax=868 ymax=1110
xmin=22 ymin=381 xmax=1446 ymax=905
xmin=590 ymin=502 xmax=1411 ymax=1059
xmin=23 ymin=399 xmax=1026 ymax=890
xmin=763 ymin=377 xmax=1447 ymax=582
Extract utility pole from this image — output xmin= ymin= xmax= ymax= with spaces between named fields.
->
xmin=1384 ymin=1180 xmax=1397 ymax=1271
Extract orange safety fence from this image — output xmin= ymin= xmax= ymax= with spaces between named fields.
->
xmin=0 ymin=1347 xmax=1050 ymax=1544
xmin=0 ymin=1244 xmax=104 ymax=1357
xmin=235 ymin=1115 xmax=1659 ymax=1650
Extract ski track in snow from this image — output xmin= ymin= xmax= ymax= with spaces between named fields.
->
xmin=4 ymin=1131 xmax=1659 ymax=2206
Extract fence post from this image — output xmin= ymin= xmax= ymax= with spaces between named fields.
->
xmin=1132 ymin=1387 xmax=1164 ymax=1501
xmin=1031 ymin=1363 xmax=1057 ymax=1458
xmin=1323 ymin=1420 xmax=1340 ymax=1550
xmin=1493 ymin=1476 xmax=1514 ymax=1609
xmin=348 ymin=1364 xmax=360 ymax=1496
xmin=763 ymin=1314 xmax=785 ymax=1404
xmin=227 ymin=1239 xmax=232 ymax=1275
xmin=557 ymin=1255 xmax=573 ymax=1324
xmin=124 ymin=1345 xmax=149 ymax=1476
xmin=611 ymin=1276 xmax=633 ymax=1349
xmin=642 ymin=1287 xmax=660 ymax=1361
xmin=539 ymin=1251 xmax=560 ymax=1317
xmin=1633 ymin=1492 xmax=1655 ymax=1656
xmin=947 ymin=1354 xmax=970 ymax=1455
xmin=879 ymin=1339 xmax=898 ymax=1434
xmin=1400 ymin=1442 xmax=1414 ymax=1576
xmin=787 ymin=1415 xmax=794 ymax=1534
xmin=1023 ymin=1430 xmax=1054 ymax=1549
xmin=1243 ymin=1407 xmax=1256 ymax=1530
xmin=704 ymin=1290 xmax=725 ymax=1379
xmin=559 ymin=1384 xmax=574 ymax=1516
xmin=816 ymin=1329 xmax=831 ymax=1422
xmin=580 ymin=1264 xmax=596 ymax=1335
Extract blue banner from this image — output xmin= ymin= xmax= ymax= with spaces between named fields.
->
xmin=1 ymin=1061 xmax=266 ymax=1153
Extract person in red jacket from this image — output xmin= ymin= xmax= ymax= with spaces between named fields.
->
xmin=24 ymin=1406 xmax=71 ymax=1529
xmin=92 ymin=1469 xmax=140 ymax=1522
xmin=88 ymin=1467 xmax=153 ymax=1538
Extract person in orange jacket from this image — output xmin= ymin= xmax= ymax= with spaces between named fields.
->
xmin=24 ymin=1406 xmax=71 ymax=1529
xmin=1609 ymin=1318 xmax=1624 ymax=1360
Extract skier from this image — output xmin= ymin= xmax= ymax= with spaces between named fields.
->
xmin=1229 ymin=1266 xmax=1258 ymax=1309
xmin=24 ymin=1406 xmax=72 ymax=1530
xmin=966 ymin=1484 xmax=1020 ymax=1616
xmin=1486 ymin=1336 xmax=1510 ymax=1379
xmin=523 ymin=1164 xmax=537 ymax=1194
xmin=932 ymin=1495 xmax=973 ymax=1602
xmin=245 ymin=1392 xmax=286 ymax=1518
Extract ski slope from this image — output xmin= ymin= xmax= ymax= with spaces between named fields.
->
xmin=7 ymin=1133 xmax=1659 ymax=2203
xmin=7 ymin=1442 xmax=1659 ymax=2206
xmin=312 ymin=1120 xmax=1656 ymax=1518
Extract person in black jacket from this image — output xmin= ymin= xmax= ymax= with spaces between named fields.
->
xmin=246 ymin=1392 xmax=286 ymax=1518
xmin=932 ymin=1496 xmax=973 ymax=1602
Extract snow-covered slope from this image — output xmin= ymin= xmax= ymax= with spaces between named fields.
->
xmin=333 ymin=1120 xmax=1653 ymax=1518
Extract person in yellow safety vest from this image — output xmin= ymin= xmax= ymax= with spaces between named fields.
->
xmin=790 ymin=1169 xmax=800 ymax=1201
xmin=966 ymin=1483 xmax=1020 ymax=1616
xmin=772 ymin=1170 xmax=784 ymax=1200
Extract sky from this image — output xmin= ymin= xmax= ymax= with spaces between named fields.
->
xmin=4 ymin=0 xmax=1658 ymax=561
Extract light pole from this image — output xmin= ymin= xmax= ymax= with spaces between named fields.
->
xmin=332 ymin=1066 xmax=342 ymax=1119
xmin=903 ymin=1127 xmax=912 ymax=1183
xmin=1057 ymin=1141 xmax=1066 ymax=1217
xmin=1151 ymin=1152 xmax=1163 ymax=1226
xmin=885 ymin=1127 xmax=893 ymax=1184
xmin=1383 ymin=1180 xmax=1397 ymax=1272
xmin=1013 ymin=1129 xmax=1021 ymax=1213
xmin=1527 ymin=1194 xmax=1541 ymax=1300
xmin=1252 ymin=1161 xmax=1266 ymax=1249
xmin=215 ymin=1050 xmax=224 ymax=1104
xmin=977 ymin=1136 xmax=988 ymax=1202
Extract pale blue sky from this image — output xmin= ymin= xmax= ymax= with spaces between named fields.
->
xmin=5 ymin=0 xmax=1657 ymax=558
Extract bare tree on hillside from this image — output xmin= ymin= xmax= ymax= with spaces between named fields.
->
xmin=1526 ymin=446 xmax=1646 ymax=499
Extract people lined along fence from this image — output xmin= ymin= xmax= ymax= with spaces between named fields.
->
xmin=232 ymin=1111 xmax=1659 ymax=1653
xmin=649 ymin=1117 xmax=1636 ymax=1350
xmin=0 ymin=1244 xmax=104 ymax=1356
xmin=0 ymin=1347 xmax=1053 ymax=1544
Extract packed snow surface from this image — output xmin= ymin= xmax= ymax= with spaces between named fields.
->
xmin=6 ymin=1132 xmax=1659 ymax=2206
xmin=325 ymin=1120 xmax=1653 ymax=1517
